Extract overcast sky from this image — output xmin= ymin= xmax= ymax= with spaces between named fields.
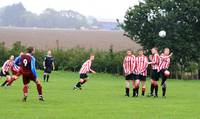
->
xmin=0 ymin=0 xmax=139 ymax=21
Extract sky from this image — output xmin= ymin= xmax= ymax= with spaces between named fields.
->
xmin=0 ymin=0 xmax=139 ymax=21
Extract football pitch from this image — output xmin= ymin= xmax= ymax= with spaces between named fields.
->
xmin=0 ymin=71 xmax=200 ymax=119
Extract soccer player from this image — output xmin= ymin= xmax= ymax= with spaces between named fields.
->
xmin=73 ymin=54 xmax=96 ymax=90
xmin=148 ymin=47 xmax=160 ymax=97
xmin=159 ymin=48 xmax=172 ymax=97
xmin=0 ymin=55 xmax=14 ymax=87
xmin=19 ymin=47 xmax=44 ymax=102
xmin=123 ymin=50 xmax=136 ymax=97
xmin=43 ymin=50 xmax=55 ymax=82
xmin=135 ymin=49 xmax=148 ymax=96
xmin=6 ymin=52 xmax=24 ymax=86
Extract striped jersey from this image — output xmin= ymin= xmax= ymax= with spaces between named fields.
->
xmin=79 ymin=59 xmax=92 ymax=74
xmin=2 ymin=60 xmax=14 ymax=73
xmin=135 ymin=55 xmax=148 ymax=76
xmin=123 ymin=55 xmax=136 ymax=75
xmin=159 ymin=53 xmax=170 ymax=71
xmin=150 ymin=53 xmax=160 ymax=70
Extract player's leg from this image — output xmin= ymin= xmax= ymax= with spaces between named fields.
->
xmin=161 ymin=70 xmax=167 ymax=97
xmin=1 ymin=75 xmax=11 ymax=87
xmin=134 ymin=79 xmax=140 ymax=97
xmin=22 ymin=77 xmax=30 ymax=102
xmin=141 ymin=77 xmax=146 ymax=96
xmin=74 ymin=74 xmax=88 ymax=90
xmin=35 ymin=79 xmax=44 ymax=101
xmin=132 ymin=80 xmax=136 ymax=97
xmin=7 ymin=75 xmax=18 ymax=86
xmin=125 ymin=80 xmax=130 ymax=97
xmin=43 ymin=72 xmax=47 ymax=82
xmin=154 ymin=71 xmax=159 ymax=97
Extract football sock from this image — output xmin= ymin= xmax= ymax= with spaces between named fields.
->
xmin=155 ymin=85 xmax=158 ymax=96
xmin=37 ymin=83 xmax=43 ymax=95
xmin=43 ymin=75 xmax=46 ymax=82
xmin=150 ymin=84 xmax=154 ymax=95
xmin=142 ymin=88 xmax=146 ymax=96
xmin=1 ymin=80 xmax=8 ymax=87
xmin=23 ymin=85 xmax=28 ymax=96
xmin=47 ymin=75 xmax=49 ymax=82
xmin=162 ymin=87 xmax=166 ymax=96
xmin=125 ymin=88 xmax=129 ymax=96
xmin=76 ymin=82 xmax=81 ymax=88
xmin=7 ymin=77 xmax=16 ymax=86
xmin=133 ymin=88 xmax=136 ymax=97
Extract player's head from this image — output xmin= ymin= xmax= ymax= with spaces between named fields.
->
xmin=151 ymin=47 xmax=158 ymax=54
xmin=10 ymin=55 xmax=14 ymax=60
xmin=138 ymin=49 xmax=144 ymax=56
xmin=20 ymin=52 xmax=24 ymax=56
xmin=90 ymin=53 xmax=95 ymax=61
xmin=126 ymin=50 xmax=132 ymax=56
xmin=164 ymin=48 xmax=170 ymax=55
xmin=47 ymin=50 xmax=52 ymax=56
xmin=26 ymin=47 xmax=35 ymax=54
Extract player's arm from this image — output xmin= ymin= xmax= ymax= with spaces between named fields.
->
xmin=123 ymin=58 xmax=128 ymax=75
xmin=52 ymin=58 xmax=55 ymax=70
xmin=140 ymin=57 xmax=149 ymax=73
xmin=2 ymin=60 xmax=9 ymax=74
xmin=31 ymin=57 xmax=38 ymax=78
xmin=43 ymin=57 xmax=46 ymax=69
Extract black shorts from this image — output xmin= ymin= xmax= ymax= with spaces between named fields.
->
xmin=136 ymin=75 xmax=146 ymax=81
xmin=125 ymin=74 xmax=134 ymax=80
xmin=80 ymin=74 xmax=88 ymax=79
xmin=151 ymin=69 xmax=159 ymax=81
xmin=159 ymin=69 xmax=168 ymax=82
xmin=0 ymin=70 xmax=9 ymax=77
xmin=44 ymin=67 xmax=52 ymax=73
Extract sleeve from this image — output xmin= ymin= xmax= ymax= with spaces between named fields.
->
xmin=141 ymin=57 xmax=149 ymax=73
xmin=31 ymin=57 xmax=38 ymax=78
xmin=88 ymin=60 xmax=92 ymax=71
xmin=123 ymin=58 xmax=127 ymax=74
xmin=2 ymin=60 xmax=9 ymax=73
xmin=14 ymin=56 xmax=21 ymax=66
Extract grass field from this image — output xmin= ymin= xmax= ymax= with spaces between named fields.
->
xmin=0 ymin=71 xmax=200 ymax=119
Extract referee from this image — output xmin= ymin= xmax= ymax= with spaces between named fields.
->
xmin=43 ymin=50 xmax=55 ymax=82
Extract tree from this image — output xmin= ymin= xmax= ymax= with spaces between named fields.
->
xmin=122 ymin=0 xmax=200 ymax=79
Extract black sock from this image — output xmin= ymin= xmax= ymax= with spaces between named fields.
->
xmin=47 ymin=75 xmax=49 ymax=82
xmin=125 ymin=88 xmax=130 ymax=96
xmin=136 ymin=87 xmax=139 ymax=96
xmin=76 ymin=82 xmax=81 ymax=88
xmin=162 ymin=87 xmax=166 ymax=96
xmin=150 ymin=84 xmax=154 ymax=95
xmin=133 ymin=88 xmax=136 ymax=97
xmin=43 ymin=75 xmax=46 ymax=82
xmin=1 ymin=80 xmax=8 ymax=87
xmin=155 ymin=85 xmax=158 ymax=96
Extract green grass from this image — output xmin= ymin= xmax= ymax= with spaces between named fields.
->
xmin=0 ymin=71 xmax=200 ymax=119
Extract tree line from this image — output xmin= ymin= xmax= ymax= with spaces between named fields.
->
xmin=0 ymin=41 xmax=199 ymax=80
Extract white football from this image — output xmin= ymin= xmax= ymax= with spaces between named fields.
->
xmin=164 ymin=70 xmax=170 ymax=77
xmin=159 ymin=30 xmax=166 ymax=38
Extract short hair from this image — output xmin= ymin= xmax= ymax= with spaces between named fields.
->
xmin=152 ymin=47 xmax=158 ymax=51
xmin=26 ymin=47 xmax=34 ymax=54
xmin=90 ymin=53 xmax=95 ymax=56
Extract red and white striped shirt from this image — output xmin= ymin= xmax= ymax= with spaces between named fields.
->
xmin=79 ymin=59 xmax=92 ymax=74
xmin=159 ymin=53 xmax=170 ymax=71
xmin=135 ymin=55 xmax=148 ymax=76
xmin=150 ymin=53 xmax=160 ymax=70
xmin=123 ymin=55 xmax=136 ymax=76
xmin=2 ymin=60 xmax=14 ymax=73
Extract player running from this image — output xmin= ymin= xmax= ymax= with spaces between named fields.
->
xmin=19 ymin=47 xmax=44 ymax=102
xmin=135 ymin=49 xmax=148 ymax=96
xmin=73 ymin=53 xmax=96 ymax=90
xmin=148 ymin=47 xmax=160 ymax=97
xmin=0 ymin=55 xmax=14 ymax=87
xmin=123 ymin=50 xmax=136 ymax=97
xmin=159 ymin=48 xmax=172 ymax=98
xmin=43 ymin=50 xmax=55 ymax=82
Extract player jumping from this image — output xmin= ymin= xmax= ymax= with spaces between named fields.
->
xmin=43 ymin=50 xmax=55 ymax=82
xmin=73 ymin=53 xmax=96 ymax=90
xmin=123 ymin=50 xmax=136 ymax=97
xmin=19 ymin=47 xmax=44 ymax=102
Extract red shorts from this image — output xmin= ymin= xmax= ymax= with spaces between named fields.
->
xmin=12 ymin=69 xmax=21 ymax=77
xmin=22 ymin=71 xmax=37 ymax=85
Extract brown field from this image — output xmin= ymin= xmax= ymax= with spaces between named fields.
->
xmin=0 ymin=27 xmax=141 ymax=51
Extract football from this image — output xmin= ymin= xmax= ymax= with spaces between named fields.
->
xmin=159 ymin=30 xmax=166 ymax=38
